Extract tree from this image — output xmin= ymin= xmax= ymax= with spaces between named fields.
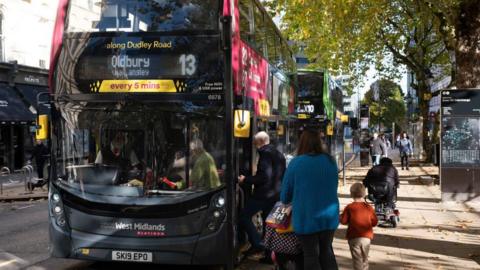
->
xmin=421 ymin=0 xmax=480 ymax=88
xmin=363 ymin=79 xmax=406 ymax=132
xmin=269 ymin=0 xmax=453 ymax=161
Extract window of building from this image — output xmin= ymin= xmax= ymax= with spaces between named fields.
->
xmin=39 ymin=59 xmax=46 ymax=69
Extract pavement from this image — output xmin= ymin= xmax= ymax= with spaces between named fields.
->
xmin=1 ymin=153 xmax=479 ymax=269
xmin=240 ymin=152 xmax=480 ymax=270
xmin=0 ymin=172 xmax=48 ymax=202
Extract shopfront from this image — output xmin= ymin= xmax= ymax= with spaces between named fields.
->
xmin=0 ymin=62 xmax=49 ymax=171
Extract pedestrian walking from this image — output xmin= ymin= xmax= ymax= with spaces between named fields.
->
xmin=379 ymin=134 xmax=390 ymax=157
xmin=238 ymin=131 xmax=286 ymax=262
xmin=281 ymin=129 xmax=339 ymax=270
xmin=369 ymin=133 xmax=386 ymax=166
xmin=31 ymin=139 xmax=49 ymax=179
xmin=340 ymin=183 xmax=378 ymax=270
xmin=397 ymin=132 xmax=413 ymax=170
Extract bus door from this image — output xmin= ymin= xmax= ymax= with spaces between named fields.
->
xmin=235 ymin=112 xmax=255 ymax=209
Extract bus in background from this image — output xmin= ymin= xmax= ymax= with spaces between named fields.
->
xmin=296 ymin=69 xmax=344 ymax=162
xmin=48 ymin=0 xmax=295 ymax=268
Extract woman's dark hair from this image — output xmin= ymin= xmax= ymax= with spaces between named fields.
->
xmin=297 ymin=130 xmax=331 ymax=158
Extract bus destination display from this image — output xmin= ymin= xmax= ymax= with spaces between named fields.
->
xmin=70 ymin=34 xmax=224 ymax=94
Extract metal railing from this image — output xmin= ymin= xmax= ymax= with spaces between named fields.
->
xmin=0 ymin=167 xmax=10 ymax=195
xmin=21 ymin=165 xmax=34 ymax=193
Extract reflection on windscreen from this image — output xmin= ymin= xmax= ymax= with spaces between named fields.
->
xmin=67 ymin=0 xmax=219 ymax=32
xmin=55 ymin=102 xmax=225 ymax=196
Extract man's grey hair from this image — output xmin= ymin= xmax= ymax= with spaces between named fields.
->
xmin=254 ymin=131 xmax=270 ymax=145
xmin=190 ymin=138 xmax=204 ymax=151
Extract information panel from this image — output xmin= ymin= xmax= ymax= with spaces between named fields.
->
xmin=441 ymin=90 xmax=480 ymax=167
xmin=440 ymin=89 xmax=480 ymax=201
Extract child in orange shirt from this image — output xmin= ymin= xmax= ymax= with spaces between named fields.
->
xmin=340 ymin=183 xmax=378 ymax=270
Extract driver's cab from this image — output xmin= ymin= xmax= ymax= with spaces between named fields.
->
xmin=58 ymin=102 xmax=225 ymax=194
xmin=92 ymin=129 xmax=144 ymax=185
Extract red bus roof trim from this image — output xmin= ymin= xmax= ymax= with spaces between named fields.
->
xmin=48 ymin=0 xmax=69 ymax=93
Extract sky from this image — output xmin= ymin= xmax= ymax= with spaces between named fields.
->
xmin=357 ymin=66 xmax=408 ymax=99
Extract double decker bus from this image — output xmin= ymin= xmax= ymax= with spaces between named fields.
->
xmin=47 ymin=0 xmax=296 ymax=268
xmin=296 ymin=69 xmax=344 ymax=162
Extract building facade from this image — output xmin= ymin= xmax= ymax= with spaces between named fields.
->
xmin=0 ymin=1 xmax=56 ymax=171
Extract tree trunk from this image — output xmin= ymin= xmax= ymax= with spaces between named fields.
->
xmin=420 ymin=99 xmax=432 ymax=163
xmin=455 ymin=0 xmax=480 ymax=88
xmin=414 ymin=77 xmax=433 ymax=163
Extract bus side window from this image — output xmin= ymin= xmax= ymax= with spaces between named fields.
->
xmin=239 ymin=0 xmax=253 ymax=42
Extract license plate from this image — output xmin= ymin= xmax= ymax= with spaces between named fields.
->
xmin=112 ymin=250 xmax=152 ymax=262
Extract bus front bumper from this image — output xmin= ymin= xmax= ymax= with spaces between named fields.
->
xmin=49 ymin=218 xmax=228 ymax=265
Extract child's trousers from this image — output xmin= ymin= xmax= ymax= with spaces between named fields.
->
xmin=348 ymin=237 xmax=371 ymax=270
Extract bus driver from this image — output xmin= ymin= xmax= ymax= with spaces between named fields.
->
xmin=94 ymin=132 xmax=140 ymax=183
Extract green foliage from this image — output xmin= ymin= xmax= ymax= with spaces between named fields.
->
xmin=273 ymin=0 xmax=470 ymax=160
xmin=363 ymin=79 xmax=406 ymax=130
xmin=276 ymin=0 xmax=451 ymax=86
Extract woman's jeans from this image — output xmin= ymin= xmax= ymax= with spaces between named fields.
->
xmin=400 ymin=152 xmax=409 ymax=169
xmin=298 ymin=230 xmax=338 ymax=270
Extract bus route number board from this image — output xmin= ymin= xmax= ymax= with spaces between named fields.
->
xmin=112 ymin=250 xmax=153 ymax=262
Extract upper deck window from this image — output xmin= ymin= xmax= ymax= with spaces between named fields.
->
xmin=66 ymin=0 xmax=219 ymax=33
xmin=298 ymin=73 xmax=324 ymax=98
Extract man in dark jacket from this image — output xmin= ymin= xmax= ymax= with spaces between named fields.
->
xmin=363 ymin=157 xmax=399 ymax=208
xmin=31 ymin=139 xmax=49 ymax=179
xmin=238 ymin=131 xmax=286 ymax=256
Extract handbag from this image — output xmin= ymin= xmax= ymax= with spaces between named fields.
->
xmin=266 ymin=202 xmax=292 ymax=230
xmin=264 ymin=226 xmax=301 ymax=255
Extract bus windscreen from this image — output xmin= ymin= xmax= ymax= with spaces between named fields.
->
xmin=53 ymin=101 xmax=226 ymax=197
xmin=67 ymin=0 xmax=219 ymax=33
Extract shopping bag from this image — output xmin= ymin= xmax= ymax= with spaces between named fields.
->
xmin=265 ymin=202 xmax=292 ymax=230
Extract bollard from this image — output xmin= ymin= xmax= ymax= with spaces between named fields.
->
xmin=22 ymin=165 xmax=34 ymax=193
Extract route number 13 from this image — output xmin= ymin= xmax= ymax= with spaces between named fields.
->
xmin=179 ymin=54 xmax=197 ymax=76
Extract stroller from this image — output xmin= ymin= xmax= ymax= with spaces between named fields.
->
xmin=365 ymin=182 xmax=400 ymax=228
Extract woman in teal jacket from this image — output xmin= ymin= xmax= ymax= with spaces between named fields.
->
xmin=281 ymin=130 xmax=339 ymax=270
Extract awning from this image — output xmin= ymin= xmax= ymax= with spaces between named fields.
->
xmin=0 ymin=83 xmax=36 ymax=125
xmin=15 ymin=84 xmax=51 ymax=115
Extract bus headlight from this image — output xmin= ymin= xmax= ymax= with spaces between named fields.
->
xmin=201 ymin=192 xmax=227 ymax=235
xmin=52 ymin=193 xmax=60 ymax=202
xmin=49 ymin=187 xmax=67 ymax=228
xmin=215 ymin=195 xmax=225 ymax=208
xmin=54 ymin=206 xmax=63 ymax=214
xmin=56 ymin=216 xmax=66 ymax=227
